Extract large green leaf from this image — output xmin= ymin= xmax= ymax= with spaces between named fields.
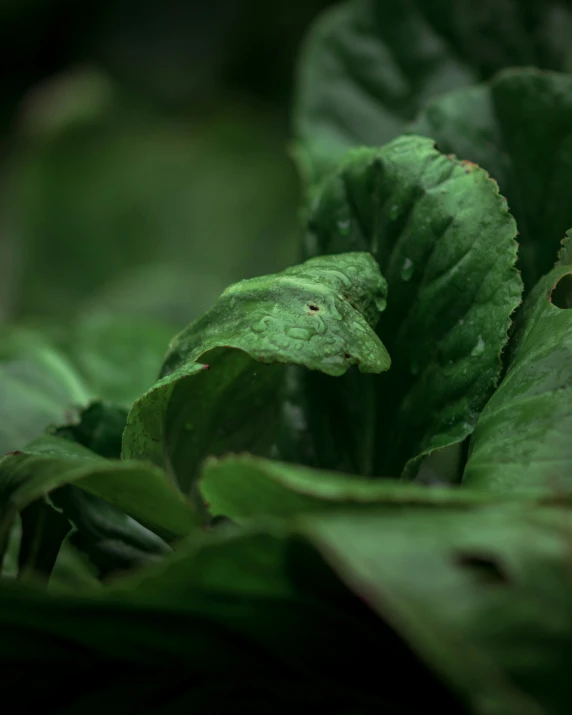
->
xmin=200 ymin=453 xmax=547 ymax=524
xmin=464 ymin=231 xmax=572 ymax=491
xmin=410 ymin=69 xmax=572 ymax=291
xmin=122 ymin=253 xmax=390 ymax=492
xmin=305 ymin=135 xmax=522 ymax=477
xmin=301 ymin=505 xmax=572 ymax=715
xmin=0 ymin=435 xmax=198 ymax=562
xmin=295 ymin=0 xmax=572 ymax=180
xmin=0 ymin=527 xmax=462 ymax=714
xmin=0 ymin=328 xmax=91 ymax=457
xmin=294 ymin=0 xmax=474 ymax=179
xmin=3 ymin=502 xmax=572 ymax=713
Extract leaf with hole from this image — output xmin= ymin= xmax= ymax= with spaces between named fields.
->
xmin=122 ymin=253 xmax=390 ymax=493
xmin=464 ymin=230 xmax=572 ymax=491
xmin=300 ymin=504 xmax=572 ymax=715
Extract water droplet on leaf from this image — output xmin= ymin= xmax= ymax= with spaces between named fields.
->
xmin=285 ymin=327 xmax=314 ymax=341
xmin=251 ymin=316 xmax=272 ymax=333
xmin=471 ymin=335 xmax=485 ymax=357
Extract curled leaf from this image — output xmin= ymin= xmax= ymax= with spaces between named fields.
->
xmin=122 ymin=253 xmax=390 ymax=492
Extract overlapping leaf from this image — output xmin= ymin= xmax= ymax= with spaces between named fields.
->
xmin=122 ymin=253 xmax=390 ymax=492
xmin=301 ymin=505 xmax=572 ymax=715
xmin=200 ymin=453 xmax=521 ymax=523
xmin=295 ymin=0 xmax=572 ymax=181
xmin=0 ymin=435 xmax=198 ymax=569
xmin=464 ymin=231 xmax=572 ymax=491
xmin=3 ymin=501 xmax=572 ymax=713
xmin=0 ymin=526 xmax=460 ymax=714
xmin=305 ymin=135 xmax=522 ymax=476
xmin=411 ymin=69 xmax=572 ymax=290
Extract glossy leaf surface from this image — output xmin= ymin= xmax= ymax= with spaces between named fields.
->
xmin=122 ymin=253 xmax=390 ymax=491
xmin=305 ymin=136 xmax=522 ymax=476
xmin=295 ymin=0 xmax=572 ymax=180
xmin=464 ymin=231 xmax=572 ymax=490
xmin=411 ymin=69 xmax=572 ymax=290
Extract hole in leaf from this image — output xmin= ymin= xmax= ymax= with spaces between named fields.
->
xmin=307 ymin=303 xmax=320 ymax=311
xmin=455 ymin=551 xmax=510 ymax=585
xmin=550 ymin=273 xmax=572 ymax=309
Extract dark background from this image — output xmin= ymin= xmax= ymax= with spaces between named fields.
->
xmin=0 ymin=0 xmax=335 ymax=326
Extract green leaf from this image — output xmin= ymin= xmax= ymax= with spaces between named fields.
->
xmin=50 ymin=487 xmax=170 ymax=579
xmin=295 ymin=0 xmax=572 ymax=181
xmin=200 ymin=453 xmax=531 ymax=523
xmin=17 ymin=498 xmax=72 ymax=582
xmin=54 ymin=401 xmax=128 ymax=460
xmin=301 ymin=505 xmax=572 ymax=715
xmin=294 ymin=0 xmax=475 ymax=179
xmin=0 ymin=526 xmax=462 ymax=713
xmin=464 ymin=232 xmax=572 ymax=491
xmin=410 ymin=69 xmax=572 ymax=291
xmin=47 ymin=401 xmax=172 ymax=578
xmin=122 ymin=253 xmax=390 ymax=492
xmin=0 ymin=436 xmax=198 ymax=559
xmin=305 ymin=136 xmax=522 ymax=477
xmin=0 ymin=327 xmax=91 ymax=457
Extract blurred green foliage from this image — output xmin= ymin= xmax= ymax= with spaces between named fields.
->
xmin=0 ymin=0 xmax=335 ymax=327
